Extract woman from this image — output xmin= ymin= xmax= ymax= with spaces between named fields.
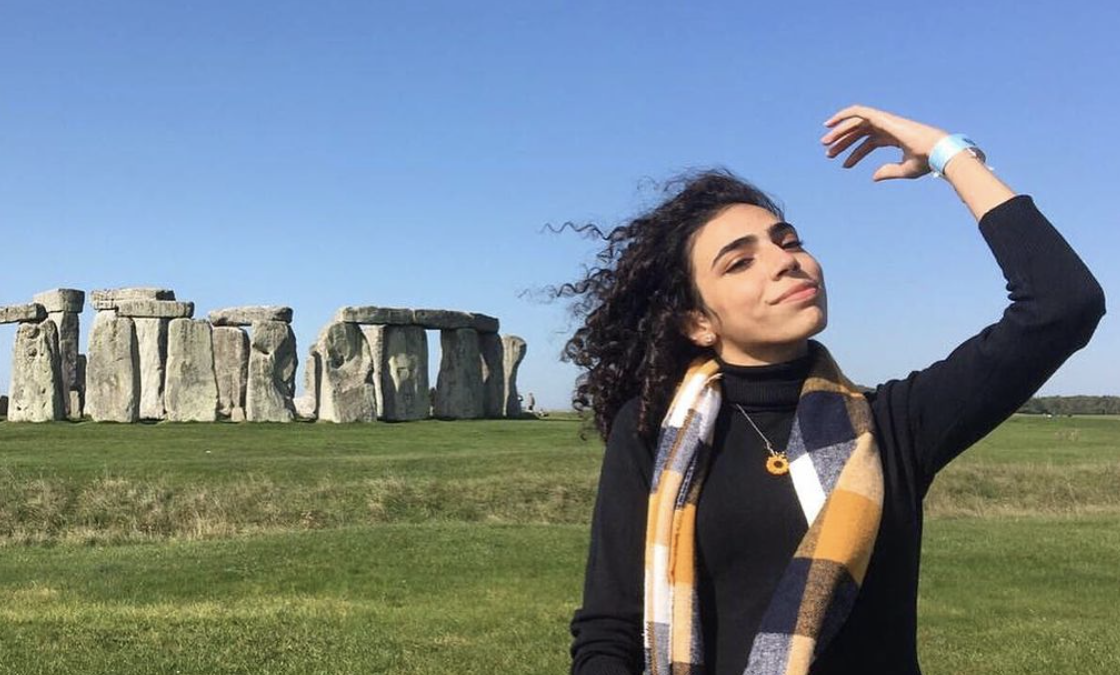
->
xmin=564 ymin=105 xmax=1106 ymax=675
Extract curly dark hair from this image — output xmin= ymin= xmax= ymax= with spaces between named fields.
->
xmin=550 ymin=167 xmax=786 ymax=447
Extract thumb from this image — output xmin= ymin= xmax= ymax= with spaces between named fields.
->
xmin=872 ymin=163 xmax=907 ymax=182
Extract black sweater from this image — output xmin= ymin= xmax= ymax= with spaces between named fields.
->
xmin=569 ymin=194 xmax=1107 ymax=675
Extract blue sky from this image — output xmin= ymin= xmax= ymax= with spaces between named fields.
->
xmin=1 ymin=1 xmax=1116 ymax=410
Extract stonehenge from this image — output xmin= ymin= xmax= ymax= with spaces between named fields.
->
xmin=2 ymin=292 xmax=528 ymax=424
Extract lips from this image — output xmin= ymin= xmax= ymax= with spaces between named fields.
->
xmin=775 ymin=281 xmax=819 ymax=304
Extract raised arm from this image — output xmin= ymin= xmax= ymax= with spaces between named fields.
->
xmin=822 ymin=105 xmax=1106 ymax=492
xmin=900 ymin=191 xmax=1104 ymax=490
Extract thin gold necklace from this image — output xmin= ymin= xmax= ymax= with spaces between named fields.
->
xmin=733 ymin=402 xmax=790 ymax=476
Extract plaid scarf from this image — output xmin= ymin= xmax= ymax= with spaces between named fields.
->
xmin=643 ymin=340 xmax=883 ymax=675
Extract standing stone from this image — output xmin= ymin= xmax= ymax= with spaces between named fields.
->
xmin=434 ymin=328 xmax=484 ymax=419
xmin=293 ymin=349 xmax=320 ymax=421
xmin=502 ymin=335 xmax=527 ymax=417
xmin=479 ymin=332 xmax=505 ymax=418
xmin=359 ymin=326 xmax=386 ymax=417
xmin=44 ymin=311 xmax=81 ymax=417
xmin=34 ymin=290 xmax=85 ymax=419
xmin=0 ymin=395 xmax=8 ymax=418
xmin=74 ymin=354 xmax=87 ymax=419
xmin=164 ymin=319 xmax=218 ymax=422
xmin=212 ymin=326 xmax=250 ymax=418
xmin=246 ymin=321 xmax=298 ymax=423
xmin=134 ymin=318 xmax=168 ymax=420
xmin=8 ymin=320 xmax=65 ymax=422
xmin=376 ymin=325 xmax=430 ymax=421
xmin=318 ymin=322 xmax=377 ymax=423
xmin=86 ymin=312 xmax=140 ymax=423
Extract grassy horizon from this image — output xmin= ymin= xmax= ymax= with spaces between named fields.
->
xmin=0 ymin=412 xmax=1117 ymax=673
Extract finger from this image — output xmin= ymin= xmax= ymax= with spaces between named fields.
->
xmin=820 ymin=117 xmax=864 ymax=144
xmin=841 ymin=137 xmax=880 ymax=168
xmin=823 ymin=104 xmax=879 ymax=127
xmin=825 ymin=127 xmax=868 ymax=158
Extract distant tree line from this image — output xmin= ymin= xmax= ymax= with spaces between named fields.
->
xmin=1017 ymin=395 xmax=1120 ymax=415
xmin=847 ymin=385 xmax=1118 ymax=416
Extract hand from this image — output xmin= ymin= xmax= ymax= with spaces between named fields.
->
xmin=821 ymin=104 xmax=950 ymax=181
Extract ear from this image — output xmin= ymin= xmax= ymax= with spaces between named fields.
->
xmin=681 ymin=308 xmax=716 ymax=347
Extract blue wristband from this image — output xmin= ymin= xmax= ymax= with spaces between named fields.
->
xmin=928 ymin=133 xmax=987 ymax=178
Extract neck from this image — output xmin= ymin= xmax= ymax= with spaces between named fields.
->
xmin=714 ymin=342 xmax=814 ymax=408
xmin=714 ymin=339 xmax=809 ymax=366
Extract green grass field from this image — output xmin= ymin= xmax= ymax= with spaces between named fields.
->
xmin=0 ymin=413 xmax=1117 ymax=674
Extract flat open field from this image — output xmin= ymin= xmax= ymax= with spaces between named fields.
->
xmin=0 ymin=413 xmax=1117 ymax=674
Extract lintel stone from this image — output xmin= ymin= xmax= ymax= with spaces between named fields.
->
xmin=334 ymin=306 xmax=416 ymax=325
xmin=114 ymin=300 xmax=194 ymax=319
xmin=414 ymin=309 xmax=499 ymax=332
xmin=32 ymin=289 xmax=85 ymax=313
xmin=209 ymin=306 xmax=293 ymax=326
xmin=91 ymin=288 xmax=176 ymax=310
xmin=0 ymin=303 xmax=46 ymax=324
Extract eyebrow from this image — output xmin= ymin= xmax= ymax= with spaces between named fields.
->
xmin=710 ymin=221 xmax=797 ymax=270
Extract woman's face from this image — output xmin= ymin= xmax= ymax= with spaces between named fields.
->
xmin=684 ymin=203 xmax=828 ymax=365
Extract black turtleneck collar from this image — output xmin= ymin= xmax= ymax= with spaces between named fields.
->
xmin=713 ymin=341 xmax=816 ymax=410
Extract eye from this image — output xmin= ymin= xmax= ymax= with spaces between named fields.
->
xmin=727 ymin=258 xmax=752 ymax=272
xmin=783 ymin=238 xmax=806 ymax=249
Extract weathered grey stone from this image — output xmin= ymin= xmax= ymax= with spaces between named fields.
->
xmin=479 ymin=332 xmax=505 ymax=418
xmin=359 ymin=326 xmax=385 ymax=416
xmin=67 ymin=391 xmax=82 ymax=421
xmin=114 ymin=300 xmax=194 ymax=319
xmin=209 ymin=306 xmax=293 ymax=327
xmin=45 ymin=310 xmax=81 ymax=418
xmin=91 ymin=288 xmax=175 ymax=310
xmin=0 ymin=303 xmax=46 ymax=324
xmin=134 ymin=318 xmax=168 ymax=420
xmin=472 ymin=314 xmax=500 ymax=333
xmin=503 ymin=335 xmax=527 ymax=417
xmin=8 ymin=320 xmax=65 ymax=422
xmin=317 ymin=322 xmax=377 ymax=423
xmin=246 ymin=321 xmax=297 ymax=423
xmin=230 ymin=406 xmax=246 ymax=423
xmin=293 ymin=349 xmax=320 ymax=421
xmin=164 ymin=319 xmax=218 ymax=422
xmin=434 ymin=328 xmax=484 ymax=419
xmin=334 ymin=306 xmax=415 ymax=325
xmin=75 ymin=354 xmax=86 ymax=413
xmin=373 ymin=325 xmax=430 ymax=421
xmin=413 ymin=309 xmax=474 ymax=331
xmin=212 ymin=326 xmax=249 ymax=417
xmin=33 ymin=289 xmax=85 ymax=314
xmin=86 ymin=312 xmax=140 ymax=423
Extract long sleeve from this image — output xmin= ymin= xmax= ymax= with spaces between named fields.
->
xmin=881 ymin=194 xmax=1106 ymax=494
xmin=570 ymin=397 xmax=650 ymax=675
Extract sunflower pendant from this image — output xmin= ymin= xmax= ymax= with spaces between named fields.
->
xmin=766 ymin=452 xmax=790 ymax=476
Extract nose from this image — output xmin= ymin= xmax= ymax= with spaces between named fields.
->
xmin=769 ymin=244 xmax=801 ymax=279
